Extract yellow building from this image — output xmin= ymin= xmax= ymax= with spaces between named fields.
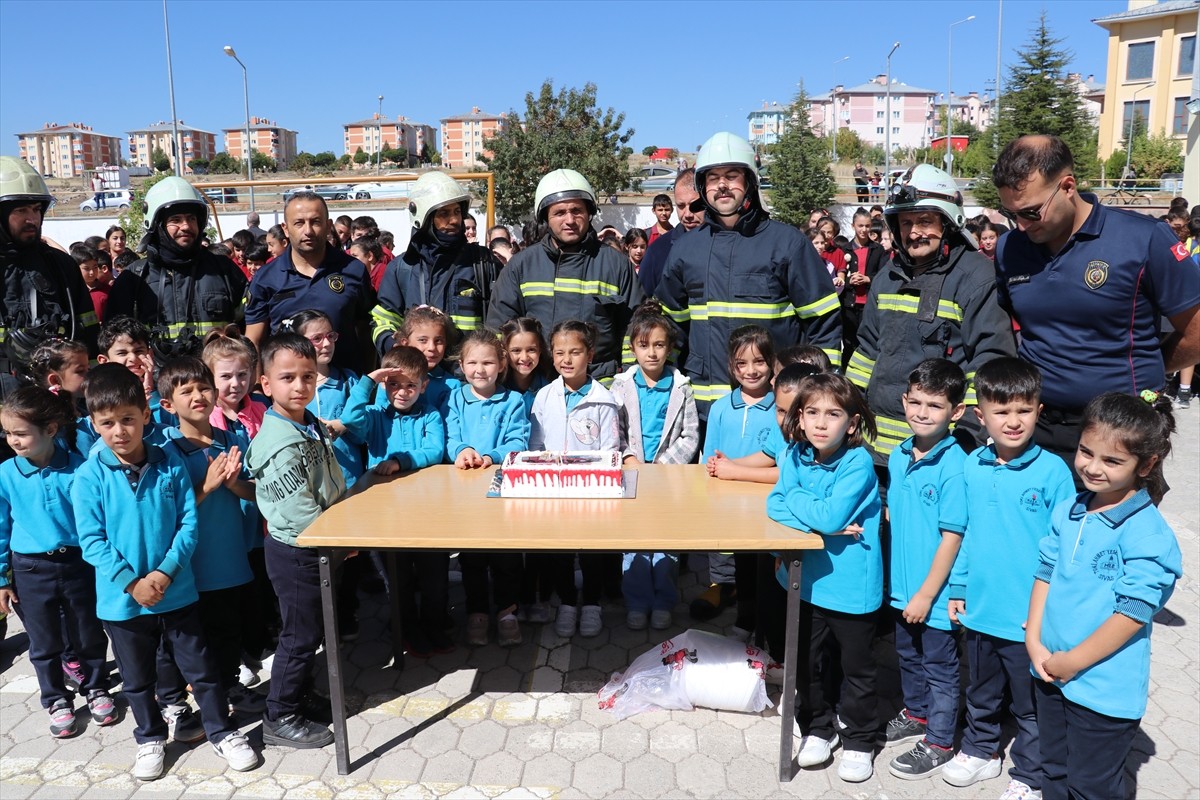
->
xmin=1094 ymin=0 xmax=1198 ymax=161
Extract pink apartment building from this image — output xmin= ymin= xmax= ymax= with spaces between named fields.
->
xmin=809 ymin=74 xmax=939 ymax=152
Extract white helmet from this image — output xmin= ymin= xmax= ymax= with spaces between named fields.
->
xmin=694 ymin=132 xmax=759 ymax=198
xmin=143 ymin=177 xmax=208 ymax=232
xmin=884 ymin=164 xmax=976 ymax=249
xmin=407 ymin=171 xmax=470 ymax=231
xmin=0 ymin=155 xmax=53 ymax=212
xmin=534 ymin=169 xmax=597 ymax=222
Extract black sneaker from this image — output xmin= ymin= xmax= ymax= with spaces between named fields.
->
xmin=888 ymin=739 xmax=954 ymax=780
xmin=339 ymin=615 xmax=360 ymax=642
xmin=428 ymin=629 xmax=456 ymax=655
xmin=884 ymin=709 xmax=927 ymax=746
xmin=262 ymin=713 xmax=334 ymax=749
xmin=300 ymin=690 xmax=333 ymax=724
xmin=1174 ymin=388 xmax=1192 ymax=409
xmin=688 ymin=584 xmax=736 ymax=621
xmin=404 ymin=629 xmax=433 ymax=659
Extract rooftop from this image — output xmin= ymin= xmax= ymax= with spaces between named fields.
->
xmin=16 ymin=121 xmax=121 ymax=139
xmin=811 ymin=79 xmax=939 ymax=101
xmin=127 ymin=121 xmax=216 ymax=135
xmin=1094 ymin=0 xmax=1200 ymax=28
xmin=441 ymin=107 xmax=505 ymax=123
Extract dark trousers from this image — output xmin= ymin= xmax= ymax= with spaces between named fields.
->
xmin=1036 ymin=681 xmax=1139 ymax=800
xmin=104 ymin=604 xmax=232 ymax=744
xmin=795 ymin=602 xmax=878 ymax=753
xmin=548 ymin=553 xmax=606 ymax=606
xmin=961 ymin=630 xmax=1041 ymax=789
xmin=1035 ymin=408 xmax=1084 ymax=489
xmin=11 ymin=549 xmax=109 ymax=707
xmin=841 ymin=303 xmax=864 ymax=370
xmin=893 ymin=611 xmax=960 ymax=748
xmin=461 ymin=551 xmax=522 ymax=614
xmin=240 ymin=545 xmax=278 ymax=661
xmin=156 ymin=585 xmax=247 ymax=703
xmin=264 ymin=534 xmax=324 ymax=721
xmin=520 ymin=552 xmax=553 ymax=604
xmin=392 ymin=551 xmax=449 ymax=635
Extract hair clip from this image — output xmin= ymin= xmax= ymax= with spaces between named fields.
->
xmin=1139 ymin=389 xmax=1159 ymax=404
xmin=280 ymin=317 xmax=295 ymax=330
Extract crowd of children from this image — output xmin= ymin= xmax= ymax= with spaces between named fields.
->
xmin=0 ymin=294 xmax=1183 ymax=798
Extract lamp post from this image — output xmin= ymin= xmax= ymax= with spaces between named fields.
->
xmin=376 ymin=95 xmax=384 ymax=173
xmin=222 ymin=45 xmax=255 ymax=212
xmin=163 ymin=0 xmax=182 ymax=176
xmin=1123 ymin=81 xmax=1155 ymax=185
xmin=885 ymin=41 xmax=901 ymax=194
xmin=831 ymin=55 xmax=850 ymax=163
xmin=946 ymin=15 xmax=975 ymax=176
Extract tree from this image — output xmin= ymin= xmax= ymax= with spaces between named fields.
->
xmin=292 ymin=151 xmax=315 ymax=173
xmin=381 ymin=146 xmax=408 ymax=166
xmin=117 ymin=173 xmax=171 ymax=248
xmin=311 ymin=151 xmax=338 ymax=169
xmin=1131 ymin=129 xmax=1184 ymax=180
xmin=187 ymin=157 xmax=209 ymax=173
xmin=769 ymin=82 xmax=836 ymax=226
xmin=834 ymin=128 xmax=865 ymax=163
xmin=336 ymin=153 xmax=353 ymax=170
xmin=151 ymin=147 xmax=171 ymax=173
xmin=421 ymin=143 xmax=440 ymax=165
xmin=251 ymin=151 xmax=277 ymax=172
xmin=975 ymin=13 xmax=1099 ymax=207
xmin=481 ymin=81 xmax=635 ymax=223
xmin=642 ymin=145 xmax=659 ymax=157
xmin=207 ymin=152 xmax=240 ymax=174
xmin=353 ymin=147 xmax=369 ymax=166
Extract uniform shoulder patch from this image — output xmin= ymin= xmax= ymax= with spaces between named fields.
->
xmin=1171 ymin=241 xmax=1190 ymax=262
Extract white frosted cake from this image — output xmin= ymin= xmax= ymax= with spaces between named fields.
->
xmin=501 ymin=451 xmax=624 ymax=498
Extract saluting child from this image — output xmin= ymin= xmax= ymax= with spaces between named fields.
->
xmin=609 ymin=300 xmax=699 ymax=631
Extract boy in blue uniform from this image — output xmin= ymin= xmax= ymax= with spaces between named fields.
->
xmin=73 ymin=364 xmax=257 ymax=781
xmin=95 ymin=316 xmax=173 ymax=442
xmin=883 ymin=359 xmax=969 ymax=780
xmin=944 ymin=358 xmax=1075 ymax=798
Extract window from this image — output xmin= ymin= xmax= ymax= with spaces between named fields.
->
xmin=892 ymin=127 xmax=901 ymax=135
xmin=893 ymin=110 xmax=901 ymax=119
xmin=1122 ymin=100 xmax=1151 ymax=139
xmin=876 ymin=111 xmax=884 ymax=119
xmin=1181 ymin=36 xmax=1196 ymax=76
xmin=1126 ymin=41 xmax=1154 ymax=81
xmin=876 ymin=127 xmax=885 ymax=135
xmin=1173 ymin=97 xmax=1189 ymax=135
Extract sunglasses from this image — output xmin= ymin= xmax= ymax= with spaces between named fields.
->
xmin=998 ymin=179 xmax=1066 ymax=223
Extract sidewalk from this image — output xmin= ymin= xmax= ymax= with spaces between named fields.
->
xmin=2 ymin=410 xmax=1197 ymax=800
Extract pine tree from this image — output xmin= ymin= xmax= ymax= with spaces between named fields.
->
xmin=768 ymin=82 xmax=835 ymax=227
xmin=974 ymin=13 xmax=1098 ymax=207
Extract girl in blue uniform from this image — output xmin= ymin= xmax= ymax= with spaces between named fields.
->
xmin=1026 ymin=392 xmax=1182 ymax=800
xmin=29 ymin=339 xmax=96 ymax=454
xmin=399 ymin=305 xmax=460 ymax=419
xmin=446 ymin=329 xmax=530 ymax=647
xmin=0 ymin=387 xmax=114 ymax=737
xmin=767 ymin=373 xmax=883 ymax=783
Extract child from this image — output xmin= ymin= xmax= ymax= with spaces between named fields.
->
xmin=70 ymin=243 xmax=108 ymax=324
xmin=157 ymin=358 xmax=261 ymax=715
xmin=501 ymin=316 xmax=552 ymax=416
xmin=767 ymin=373 xmax=882 ymax=783
xmin=73 ymin=365 xmax=257 ymax=780
xmin=0 ymin=387 xmax=115 ymax=737
xmin=1025 ymin=393 xmax=1181 ymax=800
xmin=245 ymin=333 xmax=346 ymax=749
xmin=341 ymin=345 xmax=450 ymax=656
xmin=30 ymin=339 xmax=93 ymax=451
xmin=530 ymin=320 xmax=620 ymax=638
xmin=96 ymin=316 xmax=172 ymax=442
xmin=202 ymin=328 xmax=267 ymax=440
xmin=446 ymin=329 xmax=530 ymax=646
xmin=944 ymin=357 xmax=1074 ymax=797
xmin=883 ymin=359 xmax=969 ymax=780
xmin=695 ymin=325 xmax=777 ymax=628
xmin=399 ymin=305 xmax=460 ymax=418
xmin=243 ymin=243 xmax=269 ymax=278
xmin=349 ymin=236 xmax=386 ymax=292
xmin=646 ymin=193 xmax=674 ymax=245
xmin=609 ymin=300 xmax=699 ymax=631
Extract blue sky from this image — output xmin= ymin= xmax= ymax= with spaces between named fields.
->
xmin=0 ymin=0 xmax=1125 ymax=159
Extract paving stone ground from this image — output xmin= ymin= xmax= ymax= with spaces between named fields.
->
xmin=1 ymin=410 xmax=1197 ymax=799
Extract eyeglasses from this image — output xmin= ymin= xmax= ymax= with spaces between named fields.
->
xmin=306 ymin=332 xmax=339 ymax=345
xmin=998 ymin=179 xmax=1066 ymax=222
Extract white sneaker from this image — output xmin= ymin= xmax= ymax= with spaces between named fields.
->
xmin=133 ymin=741 xmax=166 ymax=781
xmin=579 ymin=605 xmax=603 ymax=637
xmin=626 ymin=610 xmax=648 ymax=630
xmin=238 ymin=663 xmax=260 ymax=688
xmin=943 ymin=751 xmax=1003 ymax=787
xmin=555 ymin=605 xmax=577 ymax=637
xmin=650 ymin=609 xmax=673 ymax=630
xmin=796 ymin=733 xmax=839 ymax=767
xmin=999 ymin=778 xmax=1042 ymax=800
xmin=838 ymin=749 xmax=874 ymax=783
xmin=213 ymin=730 xmax=259 ymax=772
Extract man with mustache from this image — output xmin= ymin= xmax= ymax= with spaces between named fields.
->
xmin=0 ymin=156 xmax=99 ymax=393
xmin=846 ymin=164 xmax=1014 ymax=465
xmin=108 ymin=177 xmax=246 ymax=358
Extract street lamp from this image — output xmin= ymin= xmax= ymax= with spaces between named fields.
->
xmin=163 ymin=0 xmax=182 ymax=176
xmin=946 ymin=15 xmax=975 ymax=176
xmin=222 ymin=45 xmax=255 ymax=212
xmin=376 ymin=95 xmax=384 ymax=173
xmin=885 ymin=41 xmax=901 ymax=194
xmin=1123 ymin=81 xmax=1155 ymax=186
xmin=831 ymin=56 xmax=850 ymax=163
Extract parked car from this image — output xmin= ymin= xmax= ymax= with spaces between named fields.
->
xmin=349 ymin=179 xmax=416 ymax=200
xmin=282 ymin=185 xmax=351 ymax=203
xmin=203 ymin=187 xmax=239 ymax=204
xmin=79 ymin=189 xmax=132 ymax=212
xmin=635 ymin=170 xmax=678 ymax=193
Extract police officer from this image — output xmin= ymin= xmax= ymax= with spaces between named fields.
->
xmin=107 ymin=177 xmax=246 ymax=359
xmin=486 ymin=169 xmax=642 ymax=379
xmin=657 ymin=131 xmax=842 ymax=413
xmin=992 ymin=134 xmax=1200 ymax=465
xmin=0 ymin=156 xmax=98 ymax=393
xmin=846 ymin=164 xmax=1015 ymax=464
xmin=371 ymin=171 xmax=500 ymax=353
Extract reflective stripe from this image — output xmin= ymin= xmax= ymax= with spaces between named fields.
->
xmin=868 ymin=413 xmax=912 ymax=457
xmin=794 ymin=292 xmax=841 ymax=319
xmin=80 ymin=311 xmax=99 ymax=328
xmin=0 ymin=327 xmax=6 ymax=344
xmin=703 ymin=300 xmax=793 ymax=320
xmin=662 ymin=305 xmax=690 ymax=323
xmin=821 ymin=348 xmax=843 ymax=371
xmin=519 ymin=281 xmax=555 ymax=298
xmin=692 ymin=383 xmax=733 ymax=403
xmin=370 ymin=305 xmax=404 ymax=339
xmin=450 ymin=314 xmax=482 ymax=331
xmin=845 ymin=351 xmax=875 ymax=388
xmin=964 ymin=372 xmax=978 ymax=406
xmin=875 ymin=293 xmax=963 ymax=323
xmin=519 ymin=278 xmax=620 ymax=298
xmin=165 ymin=321 xmax=233 ymax=337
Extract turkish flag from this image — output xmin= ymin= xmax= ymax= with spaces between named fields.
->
xmin=1172 ymin=241 xmax=1190 ymax=262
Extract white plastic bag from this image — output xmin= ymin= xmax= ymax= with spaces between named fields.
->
xmin=597 ymin=629 xmax=777 ymax=719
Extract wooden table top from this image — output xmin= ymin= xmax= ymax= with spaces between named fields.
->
xmin=297 ymin=464 xmax=823 ymax=552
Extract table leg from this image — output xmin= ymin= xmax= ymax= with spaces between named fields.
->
xmin=384 ymin=551 xmax=405 ymax=670
xmin=778 ymin=553 xmax=803 ymax=782
xmin=319 ymin=547 xmax=351 ymax=775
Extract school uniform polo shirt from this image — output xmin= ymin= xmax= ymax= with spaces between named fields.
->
xmin=564 ymin=379 xmax=593 ymax=414
xmin=244 ymin=246 xmax=375 ymax=372
xmin=995 ymin=196 xmax=1200 ymax=409
xmin=634 ymin=369 xmax=672 ymax=459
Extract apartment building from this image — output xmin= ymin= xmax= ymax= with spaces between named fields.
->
xmin=224 ymin=117 xmax=299 ymax=169
xmin=810 ymin=75 xmax=939 ymax=152
xmin=748 ymin=102 xmax=789 ymax=147
xmin=440 ymin=107 xmax=505 ymax=168
xmin=343 ymin=115 xmax=436 ymax=165
xmin=15 ymin=122 xmax=122 ymax=179
xmin=127 ymin=121 xmax=218 ymax=173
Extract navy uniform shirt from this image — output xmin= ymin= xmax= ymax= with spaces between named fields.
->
xmin=995 ymin=196 xmax=1200 ymax=409
xmin=244 ymin=245 xmax=375 ymax=372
